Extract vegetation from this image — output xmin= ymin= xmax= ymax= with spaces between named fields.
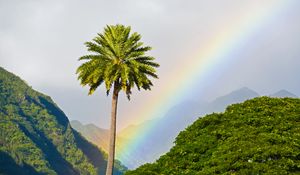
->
xmin=0 ymin=67 xmax=126 ymax=175
xmin=126 ymin=97 xmax=300 ymax=175
xmin=76 ymin=24 xmax=159 ymax=175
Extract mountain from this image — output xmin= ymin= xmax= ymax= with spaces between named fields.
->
xmin=117 ymin=87 xmax=260 ymax=168
xmin=72 ymin=87 xmax=297 ymax=169
xmin=126 ymin=97 xmax=300 ymax=174
xmin=72 ymin=87 xmax=261 ymax=169
xmin=70 ymin=120 xmax=129 ymax=154
xmin=118 ymin=123 xmax=144 ymax=139
xmin=270 ymin=89 xmax=298 ymax=98
xmin=207 ymin=87 xmax=260 ymax=112
xmin=0 ymin=67 xmax=126 ymax=175
xmin=70 ymin=120 xmax=110 ymax=152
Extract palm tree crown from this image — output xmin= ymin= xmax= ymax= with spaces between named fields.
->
xmin=76 ymin=24 xmax=159 ymax=98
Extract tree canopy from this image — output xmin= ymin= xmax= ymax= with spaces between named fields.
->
xmin=126 ymin=97 xmax=300 ymax=175
xmin=76 ymin=24 xmax=159 ymax=99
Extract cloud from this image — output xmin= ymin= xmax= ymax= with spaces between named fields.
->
xmin=1 ymin=0 xmax=300 ymax=129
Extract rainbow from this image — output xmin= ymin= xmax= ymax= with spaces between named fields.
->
xmin=116 ymin=0 xmax=294 ymax=168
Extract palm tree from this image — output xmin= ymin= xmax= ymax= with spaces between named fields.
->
xmin=76 ymin=24 xmax=159 ymax=175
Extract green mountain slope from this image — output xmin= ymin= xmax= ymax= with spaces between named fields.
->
xmin=0 ymin=67 xmax=126 ymax=175
xmin=70 ymin=120 xmax=111 ymax=153
xmin=126 ymin=97 xmax=300 ymax=175
xmin=70 ymin=120 xmax=128 ymax=155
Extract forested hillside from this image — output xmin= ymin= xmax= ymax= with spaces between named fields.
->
xmin=126 ymin=97 xmax=300 ymax=174
xmin=0 ymin=67 xmax=126 ymax=175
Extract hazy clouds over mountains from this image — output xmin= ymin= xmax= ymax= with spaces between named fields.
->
xmin=1 ymin=0 xmax=300 ymax=129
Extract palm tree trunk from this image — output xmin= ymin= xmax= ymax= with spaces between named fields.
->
xmin=106 ymin=84 xmax=119 ymax=175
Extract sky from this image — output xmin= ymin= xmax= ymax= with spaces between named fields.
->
xmin=1 ymin=0 xmax=300 ymax=130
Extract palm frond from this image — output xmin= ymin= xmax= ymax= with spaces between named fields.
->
xmin=76 ymin=24 xmax=159 ymax=98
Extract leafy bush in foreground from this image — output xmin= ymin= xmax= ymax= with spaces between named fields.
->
xmin=126 ymin=97 xmax=300 ymax=175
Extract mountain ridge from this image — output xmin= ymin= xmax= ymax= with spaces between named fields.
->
xmin=71 ymin=86 xmax=298 ymax=169
xmin=0 ymin=67 xmax=126 ymax=175
xmin=270 ymin=89 xmax=298 ymax=98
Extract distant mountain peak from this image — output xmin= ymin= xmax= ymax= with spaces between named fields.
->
xmin=232 ymin=87 xmax=259 ymax=95
xmin=213 ymin=87 xmax=259 ymax=103
xmin=240 ymin=86 xmax=253 ymax=91
xmin=208 ymin=87 xmax=260 ymax=113
xmin=271 ymin=89 xmax=298 ymax=98
xmin=70 ymin=120 xmax=82 ymax=125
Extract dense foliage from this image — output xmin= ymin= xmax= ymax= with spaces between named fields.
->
xmin=0 ymin=67 xmax=126 ymax=175
xmin=126 ymin=97 xmax=300 ymax=175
